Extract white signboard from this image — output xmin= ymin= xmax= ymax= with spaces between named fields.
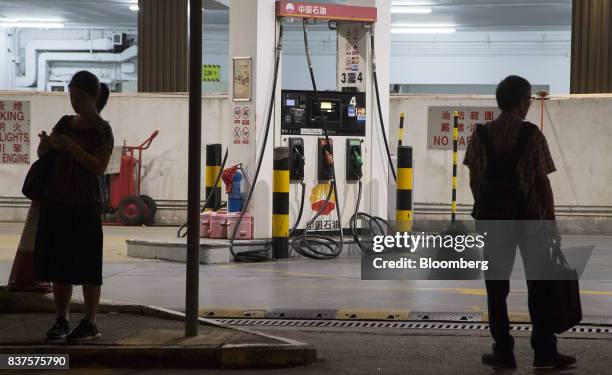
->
xmin=336 ymin=23 xmax=367 ymax=92
xmin=0 ymin=100 xmax=30 ymax=164
xmin=427 ymin=106 xmax=500 ymax=150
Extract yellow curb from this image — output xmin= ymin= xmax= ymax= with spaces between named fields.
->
xmin=199 ymin=309 xmax=266 ymax=318
xmin=482 ymin=312 xmax=531 ymax=323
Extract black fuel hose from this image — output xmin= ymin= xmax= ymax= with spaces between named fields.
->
xmin=291 ymin=181 xmax=342 ymax=259
xmin=227 ymin=24 xmax=285 ymax=262
xmin=289 ymin=180 xmax=306 ymax=236
xmin=177 ymin=147 xmax=229 ymax=238
xmin=345 ymin=29 xmax=396 ymax=251
xmin=350 ymin=179 xmax=394 ymax=254
xmin=370 ymin=31 xmax=396 ymax=182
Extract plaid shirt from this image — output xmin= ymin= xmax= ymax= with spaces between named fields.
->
xmin=463 ymin=112 xmax=556 ymax=219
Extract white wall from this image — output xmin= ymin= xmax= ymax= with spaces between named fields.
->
xmin=1 ymin=92 xmax=612 ymax=230
xmin=390 ymin=31 xmax=571 ymax=94
xmin=389 ymin=94 xmax=612 ymax=232
xmin=0 ymin=92 xmax=230 ymax=223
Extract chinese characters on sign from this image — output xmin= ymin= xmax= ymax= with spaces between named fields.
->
xmin=427 ymin=106 xmax=500 ymax=150
xmin=296 ymin=4 xmax=327 ymax=15
xmin=313 ymin=219 xmax=341 ymax=231
xmin=0 ymin=100 xmax=30 ymax=164
xmin=337 ymin=24 xmax=366 ymax=92
xmin=275 ymin=1 xmax=378 ymax=22
xmin=232 ymin=57 xmax=251 ymax=101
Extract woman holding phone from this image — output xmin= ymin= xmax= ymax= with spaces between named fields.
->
xmin=34 ymin=71 xmax=114 ymax=342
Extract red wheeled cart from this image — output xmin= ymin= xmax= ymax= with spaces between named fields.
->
xmin=102 ymin=130 xmax=159 ymax=225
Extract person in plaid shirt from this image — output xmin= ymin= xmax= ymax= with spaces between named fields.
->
xmin=464 ymin=76 xmax=576 ymax=369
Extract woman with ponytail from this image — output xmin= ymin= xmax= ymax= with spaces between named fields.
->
xmin=35 ymin=71 xmax=114 ymax=342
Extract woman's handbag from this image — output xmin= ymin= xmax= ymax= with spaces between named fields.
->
xmin=22 ymin=150 xmax=57 ymax=201
xmin=548 ymin=243 xmax=582 ymax=334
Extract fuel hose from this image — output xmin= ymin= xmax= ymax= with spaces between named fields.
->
xmin=227 ymin=24 xmax=285 ymax=262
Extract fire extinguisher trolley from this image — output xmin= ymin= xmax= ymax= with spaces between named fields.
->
xmin=103 ymin=130 xmax=159 ymax=225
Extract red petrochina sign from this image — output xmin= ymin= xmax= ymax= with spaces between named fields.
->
xmin=275 ymin=1 xmax=377 ymax=22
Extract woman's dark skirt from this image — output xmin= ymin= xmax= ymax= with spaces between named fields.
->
xmin=34 ymin=201 xmax=103 ymax=286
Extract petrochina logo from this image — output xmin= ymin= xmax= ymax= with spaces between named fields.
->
xmin=310 ymin=184 xmax=336 ymax=216
xmin=285 ymin=2 xmax=295 ymax=12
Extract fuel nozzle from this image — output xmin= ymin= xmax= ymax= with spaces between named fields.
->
xmin=346 ymin=139 xmax=363 ymax=181
xmin=292 ymin=145 xmax=305 ymax=180
xmin=351 ymin=147 xmax=363 ymax=177
xmin=351 ymin=147 xmax=363 ymax=179
xmin=317 ymin=138 xmax=334 ymax=181
xmin=323 ymin=148 xmax=334 ymax=168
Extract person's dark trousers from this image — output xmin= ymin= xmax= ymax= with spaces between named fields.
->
xmin=481 ymin=220 xmax=557 ymax=354
xmin=527 ymin=280 xmax=557 ymax=354
xmin=485 ymin=279 xmax=556 ymax=353
xmin=485 ymin=279 xmax=514 ymax=351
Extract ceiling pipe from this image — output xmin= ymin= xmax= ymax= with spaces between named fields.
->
xmin=16 ymin=38 xmax=114 ymax=87
xmin=36 ymin=45 xmax=137 ymax=91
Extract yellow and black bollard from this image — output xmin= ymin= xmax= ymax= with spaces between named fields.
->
xmin=396 ymin=146 xmax=413 ymax=233
xmin=398 ymin=112 xmax=405 ymax=147
xmin=451 ymin=112 xmax=459 ymax=224
xmin=205 ymin=144 xmax=222 ymax=210
xmin=272 ymin=147 xmax=290 ymax=259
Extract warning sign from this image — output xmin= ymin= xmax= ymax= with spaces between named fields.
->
xmin=233 ymin=127 xmax=241 ymax=144
xmin=232 ymin=104 xmax=253 ymax=145
xmin=427 ymin=106 xmax=500 ymax=150
xmin=241 ymin=127 xmax=249 ymax=144
xmin=0 ymin=100 xmax=30 ymax=164
xmin=202 ymin=64 xmax=221 ymax=82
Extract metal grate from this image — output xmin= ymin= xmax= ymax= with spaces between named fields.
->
xmin=408 ymin=311 xmax=482 ymax=322
xmin=214 ymin=318 xmax=612 ymax=334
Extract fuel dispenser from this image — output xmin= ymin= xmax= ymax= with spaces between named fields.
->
xmin=277 ymin=3 xmax=395 ymax=258
xmin=222 ymin=0 xmax=395 ymax=261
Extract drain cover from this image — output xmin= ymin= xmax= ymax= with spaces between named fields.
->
xmin=407 ymin=311 xmax=482 ymax=322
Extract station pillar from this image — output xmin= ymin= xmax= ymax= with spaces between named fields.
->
xmin=228 ymin=0 xmax=278 ymax=238
xmin=571 ymin=0 xmax=612 ymax=93
xmin=137 ymin=0 xmax=189 ymax=92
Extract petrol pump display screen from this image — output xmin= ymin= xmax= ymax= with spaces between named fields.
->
xmin=281 ymin=90 xmax=366 ymax=136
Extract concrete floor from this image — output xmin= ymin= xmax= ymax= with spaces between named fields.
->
xmin=2 ymin=223 xmax=612 ymax=315
xmin=14 ymin=326 xmax=612 ymax=374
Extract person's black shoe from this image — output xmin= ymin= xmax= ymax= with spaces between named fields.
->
xmin=534 ymin=352 xmax=577 ymax=368
xmin=45 ymin=317 xmax=70 ymax=341
xmin=482 ymin=349 xmax=517 ymax=369
xmin=66 ymin=319 xmax=101 ymax=342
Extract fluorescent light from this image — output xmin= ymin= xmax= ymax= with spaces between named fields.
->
xmin=391 ymin=7 xmax=432 ymax=14
xmin=129 ymin=4 xmax=139 ymax=11
xmin=0 ymin=21 xmax=64 ymax=29
xmin=391 ymin=27 xmax=456 ymax=34
xmin=391 ymin=23 xmax=455 ymax=28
